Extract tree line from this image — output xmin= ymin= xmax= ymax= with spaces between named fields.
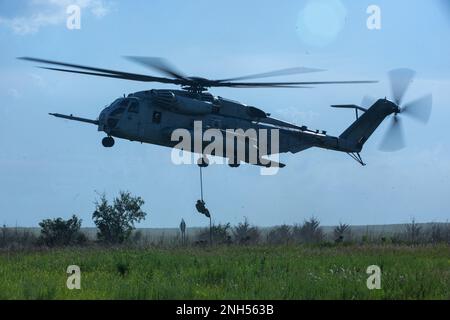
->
xmin=1 ymin=191 xmax=449 ymax=249
xmin=1 ymin=191 xmax=146 ymax=248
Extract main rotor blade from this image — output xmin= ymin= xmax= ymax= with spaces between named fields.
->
xmin=215 ymin=80 xmax=378 ymax=87
xmin=19 ymin=57 xmax=182 ymax=84
xmin=38 ymin=67 xmax=180 ymax=84
xmin=379 ymin=116 xmax=406 ymax=152
xmin=402 ymin=94 xmax=432 ymax=124
xmin=124 ymin=56 xmax=188 ymax=80
xmin=388 ymin=68 xmax=416 ymax=105
xmin=217 ymin=67 xmax=325 ymax=82
xmin=225 ymin=85 xmax=313 ymax=89
xmin=19 ymin=57 xmax=377 ymax=91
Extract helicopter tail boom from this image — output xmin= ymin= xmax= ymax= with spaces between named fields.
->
xmin=338 ymin=99 xmax=398 ymax=152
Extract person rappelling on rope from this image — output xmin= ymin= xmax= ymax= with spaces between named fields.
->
xmin=196 ymin=159 xmax=211 ymax=218
xmin=196 ymin=199 xmax=210 ymax=218
xmin=196 ymin=160 xmax=213 ymax=244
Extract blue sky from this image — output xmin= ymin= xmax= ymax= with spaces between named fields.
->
xmin=0 ymin=0 xmax=449 ymax=228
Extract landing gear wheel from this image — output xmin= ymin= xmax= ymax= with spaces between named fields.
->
xmin=102 ymin=136 xmax=115 ymax=148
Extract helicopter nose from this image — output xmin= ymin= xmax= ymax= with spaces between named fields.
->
xmin=99 ymin=108 xmax=109 ymax=122
xmin=98 ymin=108 xmax=109 ymax=129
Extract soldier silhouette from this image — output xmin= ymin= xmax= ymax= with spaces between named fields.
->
xmin=179 ymin=218 xmax=186 ymax=245
xmin=195 ymin=200 xmax=210 ymax=217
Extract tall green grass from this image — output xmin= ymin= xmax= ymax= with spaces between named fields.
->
xmin=0 ymin=245 xmax=448 ymax=300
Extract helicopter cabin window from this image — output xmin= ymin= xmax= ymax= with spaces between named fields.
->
xmin=153 ymin=111 xmax=162 ymax=124
xmin=128 ymin=101 xmax=139 ymax=113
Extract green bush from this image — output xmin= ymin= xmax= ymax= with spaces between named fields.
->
xmin=233 ymin=218 xmax=260 ymax=245
xmin=197 ymin=223 xmax=232 ymax=245
xmin=334 ymin=223 xmax=352 ymax=244
xmin=292 ymin=217 xmax=324 ymax=244
xmin=267 ymin=225 xmax=292 ymax=245
xmin=38 ymin=215 xmax=86 ymax=247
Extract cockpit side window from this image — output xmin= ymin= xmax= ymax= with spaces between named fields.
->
xmin=128 ymin=101 xmax=139 ymax=113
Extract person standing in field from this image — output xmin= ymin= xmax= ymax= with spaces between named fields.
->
xmin=180 ymin=218 xmax=186 ymax=245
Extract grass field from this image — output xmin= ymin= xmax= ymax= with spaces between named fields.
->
xmin=0 ymin=245 xmax=449 ymax=300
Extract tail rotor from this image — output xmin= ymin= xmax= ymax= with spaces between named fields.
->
xmin=378 ymin=69 xmax=432 ymax=152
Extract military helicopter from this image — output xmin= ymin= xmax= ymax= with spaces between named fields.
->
xmin=19 ymin=57 xmax=432 ymax=168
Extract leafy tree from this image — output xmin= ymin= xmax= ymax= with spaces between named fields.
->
xmin=430 ymin=224 xmax=443 ymax=244
xmin=233 ymin=218 xmax=260 ymax=245
xmin=293 ymin=217 xmax=324 ymax=244
xmin=334 ymin=223 xmax=351 ymax=243
xmin=267 ymin=225 xmax=292 ymax=245
xmin=197 ymin=223 xmax=231 ymax=244
xmin=38 ymin=215 xmax=85 ymax=247
xmin=92 ymin=191 xmax=147 ymax=244
xmin=405 ymin=219 xmax=422 ymax=244
xmin=1 ymin=224 xmax=7 ymax=246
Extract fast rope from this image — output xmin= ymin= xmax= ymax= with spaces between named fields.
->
xmin=199 ymin=166 xmax=204 ymax=202
xmin=197 ymin=161 xmax=212 ymax=244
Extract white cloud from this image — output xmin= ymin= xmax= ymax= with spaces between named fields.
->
xmin=7 ymin=88 xmax=20 ymax=99
xmin=0 ymin=0 xmax=113 ymax=35
xmin=29 ymin=73 xmax=47 ymax=88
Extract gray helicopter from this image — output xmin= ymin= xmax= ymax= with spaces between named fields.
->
xmin=19 ymin=57 xmax=432 ymax=168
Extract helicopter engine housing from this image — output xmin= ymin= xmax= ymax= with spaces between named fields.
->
xmin=151 ymin=90 xmax=213 ymax=115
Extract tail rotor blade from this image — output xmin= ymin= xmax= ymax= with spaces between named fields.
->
xmin=388 ymin=68 xmax=416 ymax=105
xmin=402 ymin=94 xmax=432 ymax=124
xmin=379 ymin=116 xmax=406 ymax=152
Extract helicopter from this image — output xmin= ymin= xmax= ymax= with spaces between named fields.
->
xmin=18 ymin=57 xmax=432 ymax=168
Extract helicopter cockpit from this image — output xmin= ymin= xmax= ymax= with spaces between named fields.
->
xmin=100 ymin=98 xmax=140 ymax=130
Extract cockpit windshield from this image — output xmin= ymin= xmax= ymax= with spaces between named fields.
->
xmin=109 ymin=98 xmax=133 ymax=117
xmin=110 ymin=106 xmax=126 ymax=117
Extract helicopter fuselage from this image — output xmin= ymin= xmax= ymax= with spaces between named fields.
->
xmin=98 ymin=90 xmax=353 ymax=160
xmin=50 ymin=89 xmax=398 ymax=168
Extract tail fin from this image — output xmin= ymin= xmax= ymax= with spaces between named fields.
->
xmin=338 ymin=99 xmax=397 ymax=151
